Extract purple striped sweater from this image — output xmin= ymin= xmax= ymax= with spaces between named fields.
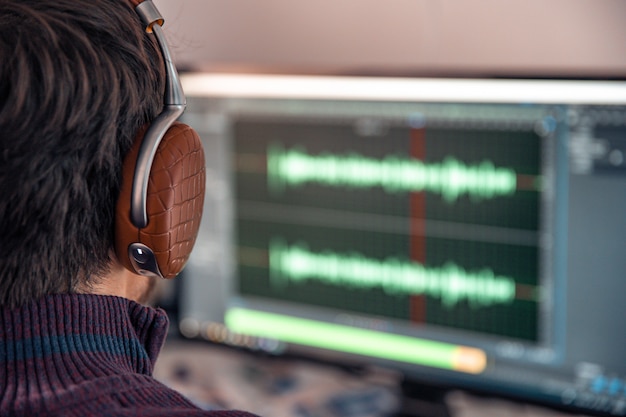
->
xmin=0 ymin=294 xmax=259 ymax=417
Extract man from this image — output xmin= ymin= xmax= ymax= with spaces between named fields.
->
xmin=0 ymin=1 xmax=257 ymax=415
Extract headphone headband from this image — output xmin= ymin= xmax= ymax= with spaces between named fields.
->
xmin=129 ymin=0 xmax=186 ymax=228
xmin=134 ymin=0 xmax=164 ymax=33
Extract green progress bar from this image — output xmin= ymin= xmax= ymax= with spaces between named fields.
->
xmin=226 ymin=307 xmax=487 ymax=374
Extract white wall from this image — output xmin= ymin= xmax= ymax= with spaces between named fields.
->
xmin=154 ymin=0 xmax=626 ymax=78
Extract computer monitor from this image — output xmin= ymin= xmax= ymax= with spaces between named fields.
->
xmin=176 ymin=74 xmax=626 ymax=416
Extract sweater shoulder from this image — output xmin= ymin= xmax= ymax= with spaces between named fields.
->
xmin=27 ymin=374 xmax=259 ymax=417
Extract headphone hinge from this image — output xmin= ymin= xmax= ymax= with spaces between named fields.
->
xmin=135 ymin=0 xmax=164 ymax=33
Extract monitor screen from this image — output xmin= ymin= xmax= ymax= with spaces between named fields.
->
xmin=176 ymin=74 xmax=626 ymax=417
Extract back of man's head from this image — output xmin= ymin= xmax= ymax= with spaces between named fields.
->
xmin=0 ymin=0 xmax=165 ymax=308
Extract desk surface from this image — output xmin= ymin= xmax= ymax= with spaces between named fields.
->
xmin=153 ymin=339 xmax=588 ymax=417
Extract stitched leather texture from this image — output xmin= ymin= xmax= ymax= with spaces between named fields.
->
xmin=115 ymin=122 xmax=206 ymax=278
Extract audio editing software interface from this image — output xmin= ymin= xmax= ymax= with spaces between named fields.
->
xmin=179 ymin=75 xmax=626 ymax=416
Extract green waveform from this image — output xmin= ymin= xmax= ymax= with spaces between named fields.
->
xmin=267 ymin=144 xmax=517 ymax=202
xmin=269 ymin=239 xmax=517 ymax=309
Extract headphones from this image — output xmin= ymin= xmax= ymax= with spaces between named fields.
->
xmin=114 ymin=0 xmax=206 ymax=279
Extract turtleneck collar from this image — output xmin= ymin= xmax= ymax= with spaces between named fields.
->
xmin=0 ymin=293 xmax=169 ymax=406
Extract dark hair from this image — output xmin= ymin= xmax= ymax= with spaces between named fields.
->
xmin=0 ymin=0 xmax=165 ymax=308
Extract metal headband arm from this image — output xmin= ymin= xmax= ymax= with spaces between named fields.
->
xmin=130 ymin=0 xmax=186 ymax=228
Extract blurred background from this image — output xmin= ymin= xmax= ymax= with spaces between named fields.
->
xmin=149 ymin=2 xmax=626 ymax=417
xmin=153 ymin=0 xmax=626 ymax=78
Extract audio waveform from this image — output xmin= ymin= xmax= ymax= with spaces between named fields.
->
xmin=267 ymin=144 xmax=518 ymax=202
xmin=269 ymin=239 xmax=517 ymax=309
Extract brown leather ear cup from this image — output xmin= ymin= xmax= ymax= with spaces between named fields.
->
xmin=115 ymin=122 xmax=205 ymax=278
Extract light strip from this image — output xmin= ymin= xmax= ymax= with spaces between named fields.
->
xmin=181 ymin=73 xmax=626 ymax=105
